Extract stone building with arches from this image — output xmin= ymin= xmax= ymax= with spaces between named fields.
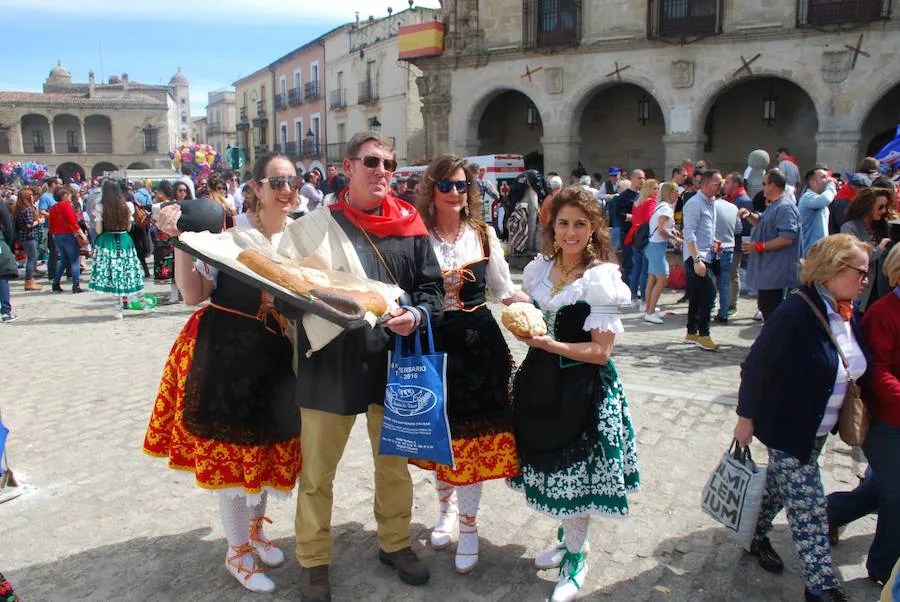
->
xmin=412 ymin=1 xmax=900 ymax=178
xmin=0 ymin=62 xmax=184 ymax=181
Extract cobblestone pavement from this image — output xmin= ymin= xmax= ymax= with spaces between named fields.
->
xmin=0 ymin=270 xmax=881 ymax=602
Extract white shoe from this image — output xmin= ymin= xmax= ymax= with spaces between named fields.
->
xmin=535 ymin=529 xmax=590 ymax=570
xmin=643 ymin=313 xmax=664 ymax=324
xmin=639 ymin=302 xmax=646 ymax=313
xmin=550 ymin=549 xmax=588 ymax=602
xmin=250 ymin=516 xmax=285 ymax=567
xmin=630 ymin=299 xmax=640 ymax=310
xmin=454 ymin=514 xmax=479 ymax=574
xmin=430 ymin=483 xmax=458 ymax=550
xmin=226 ymin=544 xmax=276 ymax=593
xmin=753 ymin=310 xmax=763 ymax=322
xmin=114 ymin=310 xmax=123 ymax=319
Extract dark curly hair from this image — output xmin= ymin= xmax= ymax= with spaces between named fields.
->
xmin=541 ymin=186 xmax=616 ymax=267
xmin=845 ymin=188 xmax=895 ymax=243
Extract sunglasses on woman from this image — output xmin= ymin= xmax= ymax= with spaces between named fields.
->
xmin=351 ymin=155 xmax=398 ymax=172
xmin=259 ymin=176 xmax=302 ymax=191
xmin=841 ymin=261 xmax=869 ymax=281
xmin=436 ymin=179 xmax=470 ymax=194
xmin=175 ymin=188 xmax=188 ymax=195
xmin=215 ymin=185 xmax=227 ymax=192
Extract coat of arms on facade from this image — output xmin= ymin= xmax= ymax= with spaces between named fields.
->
xmin=822 ymin=50 xmax=851 ymax=84
xmin=671 ymin=60 xmax=694 ymax=89
xmin=545 ymin=68 xmax=563 ymax=95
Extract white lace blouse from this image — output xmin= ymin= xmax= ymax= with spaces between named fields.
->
xmin=429 ymin=224 xmax=519 ymax=309
xmin=522 ymin=257 xmax=632 ymax=334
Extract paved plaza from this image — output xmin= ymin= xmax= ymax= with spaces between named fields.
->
xmin=0 ymin=272 xmax=883 ymax=602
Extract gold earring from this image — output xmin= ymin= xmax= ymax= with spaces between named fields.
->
xmin=586 ymin=239 xmax=595 ymax=257
xmin=553 ymin=239 xmax=561 ymax=253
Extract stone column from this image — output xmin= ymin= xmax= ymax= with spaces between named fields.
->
xmin=422 ymin=98 xmax=451 ymax=160
xmin=48 ymin=118 xmax=56 ymax=155
xmin=79 ymin=119 xmax=87 ymax=154
xmin=541 ymin=134 xmax=581 ymax=176
xmin=11 ymin=118 xmax=24 ymax=154
xmin=815 ymin=130 xmax=860 ymax=173
xmin=663 ymin=134 xmax=706 ymax=175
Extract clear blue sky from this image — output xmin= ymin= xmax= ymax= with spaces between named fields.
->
xmin=0 ymin=0 xmax=440 ymax=117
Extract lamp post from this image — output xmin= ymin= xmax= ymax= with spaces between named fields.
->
xmin=305 ymin=128 xmax=317 ymax=157
xmin=526 ymin=102 xmax=539 ymax=130
xmin=763 ymin=92 xmax=777 ymax=126
xmin=638 ymin=94 xmax=651 ymax=126
xmin=368 ymin=116 xmax=382 ymax=131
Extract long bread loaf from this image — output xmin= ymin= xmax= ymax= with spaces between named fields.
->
xmin=237 ymin=249 xmax=388 ymax=316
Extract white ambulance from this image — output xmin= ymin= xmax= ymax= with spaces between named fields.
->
xmin=465 ymin=154 xmax=526 ymax=225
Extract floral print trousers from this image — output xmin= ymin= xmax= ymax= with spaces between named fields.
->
xmin=753 ymin=437 xmax=839 ymax=594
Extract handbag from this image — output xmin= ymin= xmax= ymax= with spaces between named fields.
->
xmin=75 ymin=230 xmax=88 ymax=249
xmin=796 ymin=290 xmax=869 ymax=446
xmin=133 ymin=202 xmax=150 ymax=229
xmin=701 ymin=440 xmax=767 ymax=551
xmin=379 ymin=306 xmax=454 ymax=467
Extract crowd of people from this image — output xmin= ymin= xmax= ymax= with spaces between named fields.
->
xmin=1 ymin=136 xmax=898 ymax=602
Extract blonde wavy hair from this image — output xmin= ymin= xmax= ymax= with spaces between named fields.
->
xmin=800 ymin=234 xmax=872 ymax=286
xmin=636 ymin=179 xmax=659 ymax=205
xmin=883 ymin=243 xmax=900 ymax=287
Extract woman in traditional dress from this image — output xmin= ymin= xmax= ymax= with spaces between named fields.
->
xmin=412 ymin=155 xmax=529 ymax=574
xmin=509 ymin=186 xmax=640 ymax=602
xmin=142 ymin=154 xmax=302 ymax=593
xmin=151 ymin=181 xmax=179 ymax=304
xmin=88 ymin=181 xmax=149 ymax=317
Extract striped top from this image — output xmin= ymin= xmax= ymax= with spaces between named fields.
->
xmin=816 ymin=288 xmax=867 ymax=436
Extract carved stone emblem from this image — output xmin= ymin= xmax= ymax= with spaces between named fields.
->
xmin=545 ymin=67 xmax=563 ymax=94
xmin=822 ymin=50 xmax=851 ymax=84
xmin=416 ymin=72 xmax=451 ymax=99
xmin=671 ymin=60 xmax=694 ymax=89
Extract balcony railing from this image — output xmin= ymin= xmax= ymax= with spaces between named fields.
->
xmin=85 ymin=142 xmax=113 ymax=153
xmin=523 ymin=0 xmax=582 ymax=49
xmin=326 ymin=143 xmax=347 ymax=163
xmin=24 ymin=143 xmax=46 ymax=153
xmin=797 ymin=0 xmax=891 ymax=26
xmin=272 ymin=142 xmax=284 ymax=154
xmin=236 ymin=121 xmax=250 ymax=131
xmin=144 ymin=143 xmax=158 ymax=153
xmin=257 ymin=100 xmax=267 ymax=117
xmin=302 ymin=140 xmax=321 ymax=158
xmin=284 ymin=141 xmax=297 ymax=156
xmin=288 ymin=87 xmax=302 ymax=106
xmin=649 ymin=0 xmax=722 ymax=37
xmin=358 ymin=81 xmax=379 ymax=104
xmin=274 ymin=93 xmax=286 ymax=110
xmin=56 ymin=143 xmax=80 ymax=153
xmin=304 ymin=81 xmax=320 ymax=102
xmin=239 ymin=106 xmax=248 ymax=121
xmin=330 ymin=88 xmax=347 ymax=110
xmin=253 ymin=145 xmax=268 ymax=157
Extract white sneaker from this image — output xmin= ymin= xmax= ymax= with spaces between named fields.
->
xmin=643 ymin=313 xmax=664 ymax=324
xmin=550 ymin=550 xmax=588 ymax=602
xmin=114 ymin=310 xmax=124 ymax=319
xmin=639 ymin=302 xmax=646 ymax=313
xmin=226 ymin=545 xmax=276 ymax=593
xmin=753 ymin=310 xmax=763 ymax=322
xmin=250 ymin=517 xmax=285 ymax=567
xmin=630 ymin=299 xmax=640 ymax=310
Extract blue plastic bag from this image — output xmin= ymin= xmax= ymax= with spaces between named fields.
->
xmin=379 ymin=307 xmax=454 ymax=467
xmin=0 ymin=421 xmax=8 ymax=476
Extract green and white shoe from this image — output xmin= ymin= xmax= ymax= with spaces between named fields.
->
xmin=550 ymin=549 xmax=588 ymax=602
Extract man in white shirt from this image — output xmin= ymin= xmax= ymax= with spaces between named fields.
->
xmin=798 ymin=167 xmax=837 ymax=256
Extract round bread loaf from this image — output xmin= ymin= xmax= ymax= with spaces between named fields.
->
xmin=501 ymin=302 xmax=547 ymax=338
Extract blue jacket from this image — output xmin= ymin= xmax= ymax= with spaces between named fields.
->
xmin=737 ymin=286 xmax=869 ymax=463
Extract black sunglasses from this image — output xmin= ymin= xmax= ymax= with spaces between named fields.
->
xmin=175 ymin=187 xmax=188 ymax=194
xmin=259 ymin=176 xmax=302 ymax=191
xmin=436 ymin=179 xmax=470 ymax=194
xmin=215 ymin=185 xmax=227 ymax=192
xmin=840 ymin=261 xmax=869 ymax=280
xmin=351 ymin=155 xmax=398 ymax=172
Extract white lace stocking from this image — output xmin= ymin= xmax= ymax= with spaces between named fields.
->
xmin=562 ymin=516 xmax=590 ymax=553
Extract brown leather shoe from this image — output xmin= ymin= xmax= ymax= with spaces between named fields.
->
xmin=24 ymin=279 xmax=42 ymax=291
xmin=378 ymin=547 xmax=430 ymax=586
xmin=299 ymin=565 xmax=331 ymax=602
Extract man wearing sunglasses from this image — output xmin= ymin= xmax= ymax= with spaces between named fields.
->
xmin=289 ymin=131 xmax=443 ymax=601
xmin=740 ymin=168 xmax=802 ymax=321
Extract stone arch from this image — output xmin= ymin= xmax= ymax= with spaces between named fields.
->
xmin=693 ymin=75 xmax=820 ymax=174
xmin=52 ymin=114 xmax=81 ymax=153
xmin=856 ymin=78 xmax=900 ymax=160
xmin=569 ymin=82 xmax=668 ymax=176
xmin=460 ymin=84 xmax=544 ymax=154
xmin=127 ymin=162 xmax=152 ymax=169
xmin=20 ymin=113 xmax=51 ymax=153
xmin=847 ymin=66 xmax=900 ymax=133
xmin=56 ymin=162 xmax=85 ymax=183
xmin=84 ymin=114 xmax=113 ymax=153
xmin=692 ymin=71 xmax=826 ymax=136
xmin=563 ymin=75 xmax=674 ymax=140
xmin=91 ymin=161 xmax=118 ymax=179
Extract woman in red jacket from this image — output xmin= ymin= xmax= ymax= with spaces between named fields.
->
xmin=48 ymin=186 xmax=84 ymax=293
xmin=624 ymin=179 xmax=658 ymax=308
xmin=827 ymin=243 xmax=900 ymax=586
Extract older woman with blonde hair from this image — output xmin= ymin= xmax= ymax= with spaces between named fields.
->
xmin=643 ymin=181 xmax=683 ymax=322
xmin=733 ymin=233 xmax=872 ymax=602
xmin=827 ymin=242 xmax=900 ymax=586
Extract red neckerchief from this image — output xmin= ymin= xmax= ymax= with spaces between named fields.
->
xmin=330 ymin=188 xmax=428 ymax=238
xmin=726 ymin=187 xmax=747 ymax=203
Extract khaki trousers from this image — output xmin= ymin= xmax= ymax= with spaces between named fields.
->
xmin=295 ymin=404 xmax=413 ymax=568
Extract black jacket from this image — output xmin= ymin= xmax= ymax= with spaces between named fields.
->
xmin=293 ymin=211 xmax=444 ymax=415
xmin=0 ymin=202 xmax=18 ymax=279
xmin=737 ymin=286 xmax=869 ymax=463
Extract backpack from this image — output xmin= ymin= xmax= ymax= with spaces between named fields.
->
xmin=132 ymin=201 xmax=150 ymax=229
xmin=633 ymin=204 xmax=663 ymax=251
